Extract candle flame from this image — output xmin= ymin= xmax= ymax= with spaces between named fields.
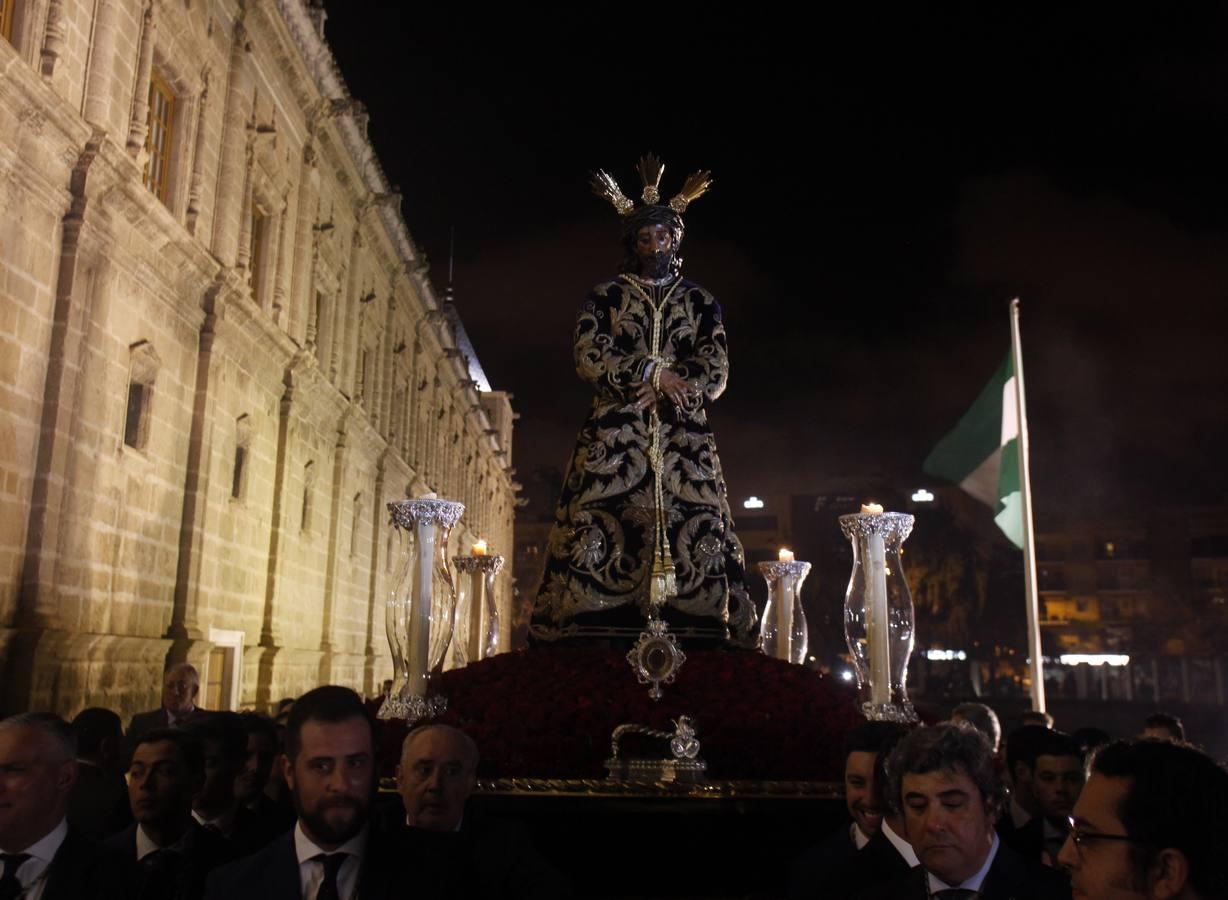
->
xmin=473 ymin=539 xmax=487 ymax=556
xmin=778 ymin=548 xmax=794 ymax=562
xmin=861 ymin=502 xmax=884 ymax=515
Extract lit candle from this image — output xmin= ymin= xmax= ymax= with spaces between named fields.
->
xmin=778 ymin=548 xmax=794 ymax=562
xmin=864 ymin=510 xmax=891 ymax=706
xmin=473 ymin=539 xmax=487 ymax=557
xmin=422 ymin=491 xmax=437 ymax=500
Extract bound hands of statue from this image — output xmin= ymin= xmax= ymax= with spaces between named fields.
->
xmin=633 ymin=369 xmax=698 ymax=414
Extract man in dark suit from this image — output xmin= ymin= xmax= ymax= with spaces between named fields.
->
xmin=67 ymin=707 xmax=133 ymax=839
xmin=229 ymin=713 xmax=294 ymax=854
xmin=127 ymin=664 xmax=204 ymax=753
xmin=998 ymin=725 xmax=1052 ymax=861
xmin=394 ymin=724 xmax=570 ymax=899
xmin=857 ymin=723 xmax=1071 ymax=900
xmin=0 ymin=712 xmax=124 ymax=900
xmin=204 ymin=686 xmax=391 ymax=900
xmin=1057 ymin=740 xmax=1228 ymax=900
xmin=106 ymin=728 xmax=232 ymax=899
xmin=788 ymin=721 xmax=913 ymax=899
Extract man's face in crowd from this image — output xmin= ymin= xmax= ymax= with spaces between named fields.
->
xmin=0 ymin=725 xmax=77 ymax=850
xmin=1033 ymin=752 xmax=1085 ymax=821
xmin=195 ymin=737 xmax=241 ymax=817
xmin=902 ymin=766 xmax=996 ymax=887
xmin=1057 ymin=772 xmax=1150 ymax=900
xmin=397 ymin=727 xmax=476 ymax=832
xmin=235 ymin=730 xmax=277 ymax=805
xmin=128 ymin=739 xmax=198 ymax=827
xmin=162 ymin=667 xmax=199 ymax=717
xmin=284 ymin=717 xmax=373 ymax=850
xmin=636 ymin=223 xmax=674 ymax=278
xmin=844 ymin=750 xmax=883 ymax=839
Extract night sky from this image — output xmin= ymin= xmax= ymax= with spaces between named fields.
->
xmin=324 ymin=7 xmax=1228 ymax=523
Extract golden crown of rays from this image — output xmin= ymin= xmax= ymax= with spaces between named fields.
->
xmin=589 ymin=153 xmax=714 ymax=216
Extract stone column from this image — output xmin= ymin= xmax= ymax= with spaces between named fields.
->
xmin=169 ymin=284 xmax=229 ymax=664
xmin=17 ymin=140 xmax=104 ymax=633
xmin=210 ymin=19 xmax=252 ymax=267
xmin=317 ymin=425 xmax=348 ymax=683
xmin=255 ymin=371 xmax=299 ymax=708
xmin=340 ymin=229 xmax=362 ymax=393
xmin=39 ymin=0 xmax=67 ymax=79
xmin=127 ymin=3 xmax=156 ymax=156
xmin=235 ymin=143 xmax=255 ymax=274
xmin=185 ymin=70 xmax=211 ymax=234
xmin=82 ymin=0 xmax=121 ymax=129
xmin=288 ymin=142 xmax=318 ymax=344
xmin=271 ymin=192 xmax=291 ymax=323
xmin=362 ymin=455 xmax=387 ymax=696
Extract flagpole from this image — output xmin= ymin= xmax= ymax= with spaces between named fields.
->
xmin=1010 ymin=298 xmax=1046 ymax=713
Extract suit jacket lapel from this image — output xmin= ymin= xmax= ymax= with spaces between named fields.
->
xmin=978 ymin=843 xmax=1028 ymax=899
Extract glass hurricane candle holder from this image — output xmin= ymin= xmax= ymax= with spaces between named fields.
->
xmin=838 ymin=511 xmax=918 ymax=723
xmin=756 ymin=560 xmax=811 ymax=664
xmin=379 ymin=496 xmax=464 ymax=721
xmin=452 ymin=553 xmax=505 ymax=667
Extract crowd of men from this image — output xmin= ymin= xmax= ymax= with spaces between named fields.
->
xmin=790 ymin=703 xmax=1228 ymax=900
xmin=3 ymin=663 xmax=1228 ymax=899
xmin=0 ymin=664 xmax=568 ymax=899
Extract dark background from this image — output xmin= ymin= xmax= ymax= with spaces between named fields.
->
xmin=324 ymin=5 xmax=1228 ymax=522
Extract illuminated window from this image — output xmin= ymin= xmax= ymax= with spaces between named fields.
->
xmin=143 ymin=71 xmax=175 ymax=203
xmin=1 ymin=0 xmax=15 ymax=43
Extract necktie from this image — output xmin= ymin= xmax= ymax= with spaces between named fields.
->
xmin=313 ymin=852 xmax=348 ymax=900
xmin=934 ymin=890 xmax=978 ymax=900
xmin=0 ymin=854 xmax=31 ymax=900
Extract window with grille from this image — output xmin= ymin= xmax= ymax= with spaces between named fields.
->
xmin=143 ymin=71 xmax=175 ymax=203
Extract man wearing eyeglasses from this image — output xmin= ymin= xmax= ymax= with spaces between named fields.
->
xmin=1057 ymin=740 xmax=1228 ymax=900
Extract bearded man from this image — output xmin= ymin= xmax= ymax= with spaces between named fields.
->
xmin=530 ymin=155 xmax=755 ymax=646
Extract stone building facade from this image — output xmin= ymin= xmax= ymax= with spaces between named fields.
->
xmin=0 ymin=0 xmax=516 ymax=718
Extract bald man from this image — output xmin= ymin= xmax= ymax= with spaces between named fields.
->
xmin=126 ymin=664 xmax=206 ymax=764
xmin=393 ymin=725 xmax=570 ymax=899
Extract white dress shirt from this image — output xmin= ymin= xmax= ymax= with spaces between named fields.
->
xmin=881 ymin=819 xmax=921 ymax=867
xmin=926 ymin=832 xmax=1000 ymax=895
xmin=135 ymin=823 xmax=193 ymax=861
xmin=850 ymin=822 xmax=872 ymax=850
xmin=0 ymin=817 xmax=68 ymax=900
xmin=192 ymin=808 xmax=236 ymax=837
xmin=293 ymin=821 xmax=367 ymax=900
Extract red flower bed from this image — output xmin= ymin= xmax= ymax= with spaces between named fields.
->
xmin=376 ymin=646 xmax=862 ymax=781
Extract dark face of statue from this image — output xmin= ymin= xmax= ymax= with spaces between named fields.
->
xmin=636 ymin=223 xmax=675 ymax=278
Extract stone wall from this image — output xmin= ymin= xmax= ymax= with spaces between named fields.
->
xmin=0 ymin=0 xmax=517 ymax=719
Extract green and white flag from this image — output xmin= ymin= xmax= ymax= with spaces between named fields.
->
xmin=923 ymin=353 xmax=1024 ymax=548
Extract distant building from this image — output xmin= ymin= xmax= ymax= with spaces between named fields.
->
xmin=0 ymin=1 xmax=515 ymax=718
xmin=1036 ymin=507 xmax=1228 ymax=702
